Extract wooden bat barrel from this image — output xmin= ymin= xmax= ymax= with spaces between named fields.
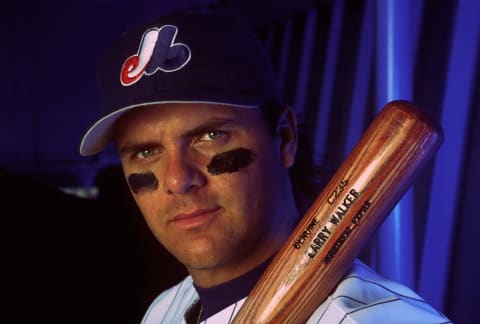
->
xmin=231 ymin=100 xmax=444 ymax=323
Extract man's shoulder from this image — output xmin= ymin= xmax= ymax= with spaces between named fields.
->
xmin=307 ymin=259 xmax=452 ymax=323
xmin=141 ymin=276 xmax=198 ymax=324
xmin=155 ymin=275 xmax=196 ymax=301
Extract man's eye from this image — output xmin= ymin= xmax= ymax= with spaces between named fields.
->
xmin=135 ymin=148 xmax=157 ymax=159
xmin=199 ymin=131 xmax=224 ymax=142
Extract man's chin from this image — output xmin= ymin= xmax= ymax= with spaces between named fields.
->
xmin=183 ymin=257 xmax=221 ymax=272
xmin=177 ymin=246 xmax=221 ymax=270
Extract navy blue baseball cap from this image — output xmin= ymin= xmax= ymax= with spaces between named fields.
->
xmin=79 ymin=10 xmax=283 ymax=156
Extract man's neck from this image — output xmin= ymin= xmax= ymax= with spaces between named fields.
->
xmin=192 ymin=257 xmax=273 ymax=320
xmin=188 ymin=251 xmax=275 ymax=288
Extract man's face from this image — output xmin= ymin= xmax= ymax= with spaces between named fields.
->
xmin=113 ymin=103 xmax=298 ymax=284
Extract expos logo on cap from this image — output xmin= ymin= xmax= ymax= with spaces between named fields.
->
xmin=120 ymin=25 xmax=191 ymax=86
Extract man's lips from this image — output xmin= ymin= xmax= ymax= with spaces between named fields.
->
xmin=170 ymin=207 xmax=221 ymax=230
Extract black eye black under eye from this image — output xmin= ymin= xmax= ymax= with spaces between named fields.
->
xmin=128 ymin=171 xmax=159 ymax=193
xmin=207 ymin=148 xmax=256 ymax=175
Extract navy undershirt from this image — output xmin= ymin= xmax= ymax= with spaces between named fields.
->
xmin=193 ymin=258 xmax=272 ymax=321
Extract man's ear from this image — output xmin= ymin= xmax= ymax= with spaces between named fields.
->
xmin=276 ymin=105 xmax=298 ymax=168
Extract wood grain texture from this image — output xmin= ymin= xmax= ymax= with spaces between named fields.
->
xmin=232 ymin=100 xmax=443 ymax=323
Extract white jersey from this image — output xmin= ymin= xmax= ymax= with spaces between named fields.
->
xmin=141 ymin=259 xmax=451 ymax=324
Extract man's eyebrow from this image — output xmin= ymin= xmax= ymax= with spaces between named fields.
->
xmin=181 ymin=117 xmax=236 ymax=138
xmin=116 ymin=118 xmax=236 ymax=155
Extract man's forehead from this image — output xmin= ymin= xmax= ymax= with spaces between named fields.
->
xmin=113 ymin=102 xmax=262 ymax=135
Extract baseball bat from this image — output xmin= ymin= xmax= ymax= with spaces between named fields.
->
xmin=232 ymin=100 xmax=443 ymax=323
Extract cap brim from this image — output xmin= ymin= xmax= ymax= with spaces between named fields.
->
xmin=79 ymin=100 xmax=258 ymax=156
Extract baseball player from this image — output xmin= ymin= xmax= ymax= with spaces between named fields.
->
xmin=79 ymin=9 xmax=451 ymax=324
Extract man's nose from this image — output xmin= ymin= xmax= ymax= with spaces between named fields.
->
xmin=162 ymin=151 xmax=206 ymax=194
